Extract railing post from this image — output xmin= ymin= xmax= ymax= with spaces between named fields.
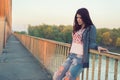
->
xmin=43 ymin=41 xmax=47 ymax=65
xmin=81 ymin=70 xmax=84 ymax=80
xmin=86 ymin=68 xmax=89 ymax=80
xmin=92 ymin=54 xmax=96 ymax=80
xmin=105 ymin=57 xmax=109 ymax=80
xmin=114 ymin=59 xmax=118 ymax=80
xmin=98 ymin=55 xmax=102 ymax=80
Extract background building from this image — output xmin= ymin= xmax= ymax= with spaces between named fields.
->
xmin=0 ymin=0 xmax=12 ymax=53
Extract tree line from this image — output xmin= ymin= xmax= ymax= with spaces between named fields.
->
xmin=28 ymin=24 xmax=73 ymax=43
xmin=17 ymin=24 xmax=120 ymax=49
xmin=28 ymin=24 xmax=120 ymax=47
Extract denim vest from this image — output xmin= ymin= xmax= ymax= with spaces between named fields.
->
xmin=82 ymin=25 xmax=98 ymax=68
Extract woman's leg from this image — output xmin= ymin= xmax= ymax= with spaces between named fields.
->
xmin=63 ymin=57 xmax=83 ymax=80
xmin=53 ymin=55 xmax=73 ymax=80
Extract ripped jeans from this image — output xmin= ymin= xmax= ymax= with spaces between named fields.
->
xmin=53 ymin=53 xmax=84 ymax=80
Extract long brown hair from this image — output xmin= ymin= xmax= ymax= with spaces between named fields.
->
xmin=73 ymin=8 xmax=93 ymax=34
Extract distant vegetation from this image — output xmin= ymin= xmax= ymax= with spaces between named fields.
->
xmin=28 ymin=24 xmax=73 ymax=43
xmin=14 ymin=31 xmax=27 ymax=34
xmin=16 ymin=24 xmax=120 ymax=53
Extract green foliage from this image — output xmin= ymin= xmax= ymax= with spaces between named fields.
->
xmin=96 ymin=28 xmax=120 ymax=47
xmin=96 ymin=28 xmax=110 ymax=44
xmin=116 ymin=37 xmax=120 ymax=47
xmin=27 ymin=24 xmax=72 ymax=43
xmin=110 ymin=28 xmax=120 ymax=45
xmin=61 ymin=25 xmax=72 ymax=43
xmin=27 ymin=24 xmax=120 ymax=47
xmin=14 ymin=31 xmax=27 ymax=34
xmin=102 ymin=32 xmax=112 ymax=46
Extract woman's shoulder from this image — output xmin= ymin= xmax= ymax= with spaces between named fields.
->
xmin=89 ymin=25 xmax=96 ymax=30
xmin=89 ymin=25 xmax=96 ymax=28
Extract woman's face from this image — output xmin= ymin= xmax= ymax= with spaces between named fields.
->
xmin=76 ymin=14 xmax=84 ymax=26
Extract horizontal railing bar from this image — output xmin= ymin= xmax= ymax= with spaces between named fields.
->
xmin=25 ymin=35 xmax=71 ymax=47
xmin=23 ymin=34 xmax=120 ymax=59
xmin=107 ymin=51 xmax=120 ymax=56
xmin=90 ymin=49 xmax=120 ymax=60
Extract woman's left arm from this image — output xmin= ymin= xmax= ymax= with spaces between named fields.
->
xmin=89 ymin=26 xmax=108 ymax=52
xmin=89 ymin=26 xmax=98 ymax=50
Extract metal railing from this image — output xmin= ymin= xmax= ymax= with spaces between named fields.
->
xmin=14 ymin=33 xmax=120 ymax=80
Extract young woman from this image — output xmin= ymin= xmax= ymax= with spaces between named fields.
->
xmin=53 ymin=8 xmax=108 ymax=80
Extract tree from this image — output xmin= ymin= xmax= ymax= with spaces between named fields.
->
xmin=28 ymin=25 xmax=34 ymax=36
xmin=33 ymin=27 xmax=39 ymax=37
xmin=96 ymin=28 xmax=110 ymax=45
xmin=102 ymin=31 xmax=112 ymax=46
xmin=20 ymin=31 xmax=27 ymax=34
xmin=61 ymin=26 xmax=72 ymax=43
xmin=111 ymin=28 xmax=120 ymax=46
xmin=116 ymin=37 xmax=120 ymax=47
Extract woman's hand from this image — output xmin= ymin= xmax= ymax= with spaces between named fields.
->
xmin=98 ymin=46 xmax=108 ymax=53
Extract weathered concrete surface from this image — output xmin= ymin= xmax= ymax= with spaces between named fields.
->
xmin=0 ymin=35 xmax=52 ymax=80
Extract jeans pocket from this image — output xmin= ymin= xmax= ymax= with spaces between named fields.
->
xmin=72 ymin=58 xmax=77 ymax=66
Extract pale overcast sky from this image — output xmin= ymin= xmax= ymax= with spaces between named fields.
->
xmin=12 ymin=0 xmax=120 ymax=31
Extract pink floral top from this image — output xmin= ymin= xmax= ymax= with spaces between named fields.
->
xmin=70 ymin=29 xmax=85 ymax=55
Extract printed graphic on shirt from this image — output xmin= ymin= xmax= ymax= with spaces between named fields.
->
xmin=72 ymin=29 xmax=84 ymax=44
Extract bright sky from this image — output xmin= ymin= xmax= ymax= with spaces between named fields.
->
xmin=12 ymin=0 xmax=120 ymax=32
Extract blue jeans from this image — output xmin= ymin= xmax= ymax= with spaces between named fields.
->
xmin=53 ymin=53 xmax=84 ymax=80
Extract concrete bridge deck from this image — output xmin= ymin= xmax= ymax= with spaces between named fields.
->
xmin=0 ymin=35 xmax=52 ymax=80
